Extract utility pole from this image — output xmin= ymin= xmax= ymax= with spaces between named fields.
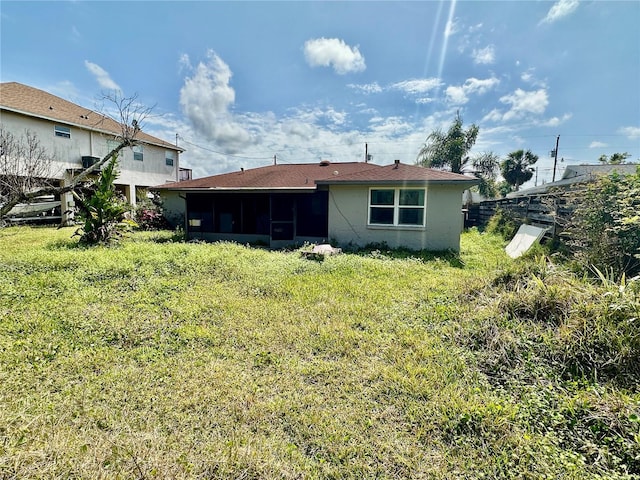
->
xmin=274 ymin=154 xmax=277 ymax=165
xmin=365 ymin=143 xmax=368 ymax=163
xmin=551 ymin=135 xmax=560 ymax=182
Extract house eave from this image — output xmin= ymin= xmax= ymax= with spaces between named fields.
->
xmin=152 ymin=186 xmax=318 ymax=193
xmin=0 ymin=105 xmax=184 ymax=153
xmin=316 ymin=179 xmax=480 ymax=187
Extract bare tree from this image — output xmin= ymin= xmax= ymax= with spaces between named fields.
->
xmin=0 ymin=128 xmax=57 ymax=214
xmin=0 ymin=91 xmax=153 ymax=221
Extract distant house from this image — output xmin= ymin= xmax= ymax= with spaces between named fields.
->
xmin=507 ymin=163 xmax=639 ymax=198
xmin=0 ymin=82 xmax=185 ymax=223
xmin=470 ymin=163 xmax=640 ymax=233
xmin=155 ymin=160 xmax=479 ymax=251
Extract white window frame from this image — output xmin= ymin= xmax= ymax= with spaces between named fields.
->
xmin=368 ymin=187 xmax=426 ymax=227
xmin=165 ymin=150 xmax=175 ymax=166
xmin=54 ymin=125 xmax=71 ymax=138
xmin=133 ymin=145 xmax=144 ymax=161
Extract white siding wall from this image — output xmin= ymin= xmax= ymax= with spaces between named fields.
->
xmin=327 ymin=184 xmax=466 ymax=251
xmin=1 ymin=111 xmax=179 ymax=205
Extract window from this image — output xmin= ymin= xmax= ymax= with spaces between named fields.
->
xmin=133 ymin=145 xmax=143 ymax=161
xmin=54 ymin=125 xmax=70 ymax=138
xmin=369 ymin=188 xmax=425 ymax=227
xmin=165 ymin=150 xmax=175 ymax=166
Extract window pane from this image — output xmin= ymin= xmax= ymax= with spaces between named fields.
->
xmin=370 ymin=189 xmax=394 ymax=205
xmin=399 ymin=189 xmax=425 ymax=206
xmin=54 ymin=126 xmax=70 ymax=138
xmin=133 ymin=145 xmax=143 ymax=161
xmin=370 ymin=207 xmax=394 ymax=224
xmin=399 ymin=208 xmax=424 ymax=225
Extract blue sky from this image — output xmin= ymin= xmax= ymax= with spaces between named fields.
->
xmin=2 ymin=1 xmax=639 ymax=188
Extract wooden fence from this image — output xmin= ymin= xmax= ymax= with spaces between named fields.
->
xmin=465 ymin=191 xmax=574 ymax=237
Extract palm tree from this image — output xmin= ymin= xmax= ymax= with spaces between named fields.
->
xmin=500 ymin=149 xmax=539 ymax=191
xmin=416 ymin=111 xmax=479 ymax=174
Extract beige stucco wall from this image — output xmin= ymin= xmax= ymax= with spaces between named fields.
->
xmin=327 ymin=184 xmax=466 ymax=251
xmin=158 ymin=190 xmax=186 ymax=228
xmin=1 ymin=110 xmax=179 ymax=206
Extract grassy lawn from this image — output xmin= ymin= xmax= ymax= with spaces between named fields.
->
xmin=1 ymin=227 xmax=638 ymax=479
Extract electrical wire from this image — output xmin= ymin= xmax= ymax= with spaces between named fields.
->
xmin=177 ymin=135 xmax=273 ymax=160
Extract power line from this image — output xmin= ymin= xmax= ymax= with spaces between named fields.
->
xmin=177 ymin=135 xmax=273 ymax=160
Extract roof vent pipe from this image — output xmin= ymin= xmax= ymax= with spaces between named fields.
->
xmin=394 ymin=159 xmax=400 ymax=169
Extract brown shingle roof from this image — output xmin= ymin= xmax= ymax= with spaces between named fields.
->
xmin=155 ymin=161 xmax=479 ymax=190
xmin=0 ymin=82 xmax=181 ymax=151
xmin=317 ymin=161 xmax=480 ymax=185
xmin=155 ymin=162 xmax=381 ymax=190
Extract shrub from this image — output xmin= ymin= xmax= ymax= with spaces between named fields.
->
xmin=73 ymin=155 xmax=136 ymax=245
xmin=485 ymin=207 xmax=520 ymax=240
xmin=134 ymin=194 xmax=168 ymax=231
xmin=561 ymin=167 xmax=640 ymax=278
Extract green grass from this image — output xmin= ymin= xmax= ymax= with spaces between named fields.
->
xmin=0 ymin=226 xmax=638 ymax=479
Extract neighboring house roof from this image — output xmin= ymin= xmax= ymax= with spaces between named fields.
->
xmin=154 ymin=161 xmax=479 ymax=191
xmin=0 ymin=82 xmax=183 ymax=152
xmin=560 ymin=163 xmax=638 ymax=179
xmin=508 ymin=163 xmax=639 ymax=197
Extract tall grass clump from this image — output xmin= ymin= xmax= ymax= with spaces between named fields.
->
xmin=484 ymin=207 xmax=521 ymax=240
xmin=458 ymin=255 xmax=640 ymax=477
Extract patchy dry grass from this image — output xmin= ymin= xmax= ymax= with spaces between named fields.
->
xmin=0 ymin=226 xmax=637 ymax=479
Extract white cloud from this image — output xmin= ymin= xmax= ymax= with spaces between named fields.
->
xmin=520 ymin=69 xmax=548 ymax=88
xmin=84 ymin=61 xmax=120 ymax=91
xmin=500 ymin=88 xmax=549 ymax=120
xmin=280 ymin=120 xmax=318 ymax=141
xmin=391 ymin=78 xmax=442 ymax=104
xmin=472 ymin=45 xmax=495 ymax=65
xmin=446 ymin=77 xmax=499 ymax=105
xmin=542 ymin=113 xmax=572 ymax=127
xmin=589 ymin=141 xmax=608 ymax=148
xmin=540 ymin=0 xmax=579 ymax=25
xmin=481 ymin=88 xmax=550 ymax=123
xmin=303 ymin=38 xmax=366 ymax=75
xmin=465 ymin=77 xmax=500 ymax=95
xmin=481 ymin=109 xmax=504 ymax=123
xmin=392 ymin=78 xmax=442 ymax=95
xmin=445 ymin=86 xmax=467 ymax=105
xmin=619 ymin=126 xmax=640 ymax=139
xmin=348 ymin=82 xmax=382 ymax=94
xmin=179 ymin=50 xmax=253 ymax=152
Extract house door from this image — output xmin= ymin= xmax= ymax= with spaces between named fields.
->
xmin=270 ymin=195 xmax=294 ymax=242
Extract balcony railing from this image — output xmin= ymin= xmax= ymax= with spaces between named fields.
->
xmin=179 ymin=168 xmax=193 ymax=181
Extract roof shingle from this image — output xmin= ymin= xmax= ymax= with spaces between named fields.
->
xmin=155 ymin=161 xmax=479 ymax=190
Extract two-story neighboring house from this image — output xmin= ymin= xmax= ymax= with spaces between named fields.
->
xmin=0 ymin=82 xmax=185 ymax=223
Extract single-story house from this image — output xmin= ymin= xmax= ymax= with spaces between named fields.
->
xmin=154 ymin=160 xmax=479 ymax=251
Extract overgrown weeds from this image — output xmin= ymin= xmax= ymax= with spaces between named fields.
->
xmin=1 ymin=227 xmax=638 ymax=479
xmin=456 ymin=255 xmax=640 ymax=477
